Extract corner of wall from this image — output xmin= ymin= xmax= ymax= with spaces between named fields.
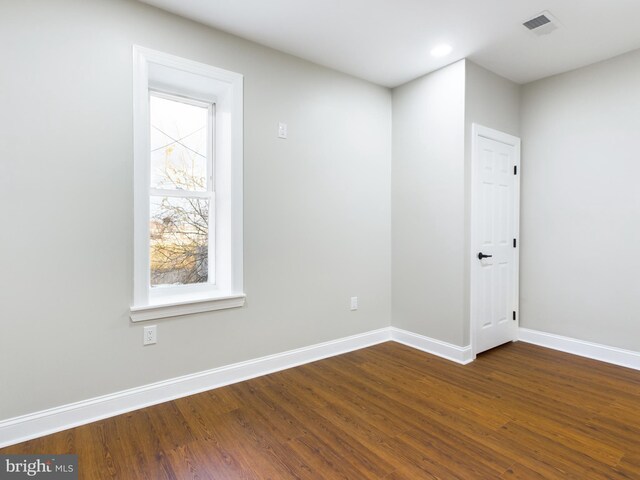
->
xmin=390 ymin=60 xmax=467 ymax=347
xmin=462 ymin=60 xmax=522 ymax=346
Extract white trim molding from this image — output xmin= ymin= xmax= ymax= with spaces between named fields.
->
xmin=390 ymin=327 xmax=473 ymax=365
xmin=518 ymin=328 xmax=640 ymax=371
xmin=0 ymin=327 xmax=482 ymax=448
xmin=0 ymin=328 xmax=391 ymax=448
xmin=131 ymin=45 xmax=245 ymax=319
xmin=130 ymin=294 xmax=246 ymax=322
xmin=469 ymin=123 xmax=521 ymax=357
xmin=4 ymin=325 xmax=636 ymax=448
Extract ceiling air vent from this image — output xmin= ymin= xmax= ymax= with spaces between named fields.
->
xmin=523 ymin=11 xmax=560 ymax=36
xmin=523 ymin=15 xmax=550 ymax=30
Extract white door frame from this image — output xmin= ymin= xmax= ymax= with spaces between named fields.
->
xmin=470 ymin=124 xmax=521 ymax=358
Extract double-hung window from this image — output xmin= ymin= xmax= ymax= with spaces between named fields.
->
xmin=130 ymin=47 xmax=244 ymax=322
xmin=149 ymin=92 xmax=213 ymax=290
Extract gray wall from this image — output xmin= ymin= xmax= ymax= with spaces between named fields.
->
xmin=465 ymin=61 xmax=521 ymax=138
xmin=3 ymin=0 xmax=637 ymax=424
xmin=391 ymin=60 xmax=520 ymax=347
xmin=0 ymin=0 xmax=392 ymax=420
xmin=391 ymin=61 xmax=466 ymax=345
xmin=520 ymin=50 xmax=640 ymax=351
xmin=464 ymin=61 xmax=521 ymax=344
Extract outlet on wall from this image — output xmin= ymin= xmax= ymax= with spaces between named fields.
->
xmin=143 ymin=325 xmax=157 ymax=345
xmin=350 ymin=296 xmax=358 ymax=311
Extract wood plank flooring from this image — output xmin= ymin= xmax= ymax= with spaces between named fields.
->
xmin=2 ymin=341 xmax=640 ymax=479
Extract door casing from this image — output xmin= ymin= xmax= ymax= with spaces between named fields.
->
xmin=470 ymin=124 xmax=521 ymax=358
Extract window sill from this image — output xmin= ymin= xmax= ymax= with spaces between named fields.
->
xmin=130 ymin=293 xmax=246 ymax=322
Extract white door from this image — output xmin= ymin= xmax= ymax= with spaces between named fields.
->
xmin=471 ymin=125 xmax=520 ymax=355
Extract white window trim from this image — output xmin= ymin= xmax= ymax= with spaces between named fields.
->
xmin=131 ymin=46 xmax=245 ymax=322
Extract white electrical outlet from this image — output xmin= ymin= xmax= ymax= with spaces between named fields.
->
xmin=350 ymin=296 xmax=358 ymax=311
xmin=278 ymin=122 xmax=288 ymax=139
xmin=143 ymin=325 xmax=157 ymax=345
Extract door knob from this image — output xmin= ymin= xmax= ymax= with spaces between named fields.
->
xmin=477 ymin=252 xmax=493 ymax=260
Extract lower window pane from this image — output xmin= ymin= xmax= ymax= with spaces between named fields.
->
xmin=150 ymin=196 xmax=209 ymax=286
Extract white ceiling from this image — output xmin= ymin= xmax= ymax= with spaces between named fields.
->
xmin=140 ymin=0 xmax=640 ymax=87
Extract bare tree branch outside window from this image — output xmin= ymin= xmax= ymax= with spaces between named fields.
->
xmin=149 ymin=95 xmax=210 ymax=286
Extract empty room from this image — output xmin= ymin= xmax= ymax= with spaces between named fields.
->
xmin=1 ymin=0 xmax=639 ymax=478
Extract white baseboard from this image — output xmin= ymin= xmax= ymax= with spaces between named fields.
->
xmin=12 ymin=325 xmax=635 ymax=450
xmin=8 ymin=326 xmax=631 ymax=450
xmin=390 ymin=327 xmax=473 ymax=365
xmin=0 ymin=327 xmax=391 ymax=449
xmin=518 ymin=328 xmax=640 ymax=371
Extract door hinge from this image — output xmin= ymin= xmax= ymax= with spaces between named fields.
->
xmin=514 ymin=165 xmax=518 ymax=175
xmin=513 ymin=238 xmax=517 ymax=248
xmin=513 ymin=311 xmax=517 ymax=321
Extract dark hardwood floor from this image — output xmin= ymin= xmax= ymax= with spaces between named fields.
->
xmin=2 ymin=341 xmax=640 ymax=479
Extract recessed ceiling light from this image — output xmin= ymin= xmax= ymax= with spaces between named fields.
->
xmin=431 ymin=44 xmax=453 ymax=57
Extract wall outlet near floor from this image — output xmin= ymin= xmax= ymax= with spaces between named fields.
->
xmin=143 ymin=325 xmax=157 ymax=345
xmin=350 ymin=296 xmax=358 ymax=311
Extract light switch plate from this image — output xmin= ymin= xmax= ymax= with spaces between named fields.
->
xmin=278 ymin=122 xmax=288 ymax=139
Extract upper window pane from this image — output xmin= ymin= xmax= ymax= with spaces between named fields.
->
xmin=150 ymin=94 xmax=209 ymax=192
